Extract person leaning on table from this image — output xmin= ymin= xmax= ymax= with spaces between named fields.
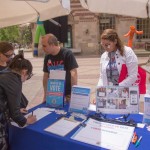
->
xmin=41 ymin=33 xmax=78 ymax=103
xmin=0 ymin=41 xmax=30 ymax=114
xmin=0 ymin=54 xmax=36 ymax=150
xmin=93 ymin=29 xmax=138 ymax=104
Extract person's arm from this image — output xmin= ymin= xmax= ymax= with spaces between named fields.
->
xmin=70 ymin=68 xmax=78 ymax=87
xmin=4 ymin=74 xmax=36 ymax=127
xmin=42 ymin=72 xmax=49 ymax=103
xmin=97 ymin=55 xmax=104 ymax=86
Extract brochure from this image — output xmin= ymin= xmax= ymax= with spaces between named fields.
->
xmin=46 ymin=70 xmax=66 ymax=108
xmin=69 ymin=85 xmax=91 ymax=115
xmin=96 ymin=86 xmax=139 ymax=114
xmin=143 ymin=94 xmax=150 ymax=125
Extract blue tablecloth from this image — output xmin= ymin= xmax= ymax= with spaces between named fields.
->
xmin=9 ymin=103 xmax=150 ymax=150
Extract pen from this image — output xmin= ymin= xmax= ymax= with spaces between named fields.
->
xmin=131 ymin=132 xmax=138 ymax=143
xmin=135 ymin=136 xmax=142 ymax=147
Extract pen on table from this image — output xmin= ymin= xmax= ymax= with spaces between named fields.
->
xmin=135 ymin=136 xmax=142 ymax=147
xmin=80 ymin=119 xmax=87 ymax=127
xmin=131 ymin=132 xmax=138 ymax=143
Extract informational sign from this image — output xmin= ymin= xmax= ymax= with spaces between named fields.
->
xmin=96 ymin=86 xmax=139 ymax=114
xmin=143 ymin=94 xmax=150 ymax=125
xmin=46 ymin=70 xmax=66 ymax=108
xmin=69 ymin=85 xmax=91 ymax=114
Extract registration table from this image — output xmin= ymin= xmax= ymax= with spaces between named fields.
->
xmin=9 ymin=103 xmax=150 ymax=150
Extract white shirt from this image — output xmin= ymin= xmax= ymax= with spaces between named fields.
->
xmin=98 ymin=46 xmax=138 ymax=86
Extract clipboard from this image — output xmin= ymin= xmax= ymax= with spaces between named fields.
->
xmin=44 ymin=117 xmax=80 ymax=136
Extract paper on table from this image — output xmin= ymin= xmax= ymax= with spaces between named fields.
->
xmin=25 ymin=108 xmax=51 ymax=120
xmin=137 ymin=123 xmax=145 ymax=128
xmin=11 ymin=108 xmax=51 ymax=128
xmin=44 ymin=117 xmax=80 ymax=136
xmin=72 ymin=118 xmax=134 ymax=150
xmin=88 ymin=104 xmax=96 ymax=111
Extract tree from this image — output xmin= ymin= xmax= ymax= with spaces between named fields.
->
xmin=0 ymin=24 xmax=32 ymax=48
xmin=19 ymin=25 xmax=32 ymax=47
xmin=0 ymin=26 xmax=20 ymax=43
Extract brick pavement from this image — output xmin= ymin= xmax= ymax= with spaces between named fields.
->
xmin=23 ymin=51 xmax=149 ymax=112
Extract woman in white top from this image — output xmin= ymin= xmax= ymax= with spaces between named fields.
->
xmin=98 ymin=29 xmax=138 ymax=87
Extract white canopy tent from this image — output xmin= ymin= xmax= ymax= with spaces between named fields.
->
xmin=80 ymin=0 xmax=150 ymax=18
xmin=0 ymin=0 xmax=70 ymax=28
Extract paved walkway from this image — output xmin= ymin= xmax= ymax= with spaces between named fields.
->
xmin=23 ymin=51 xmax=150 ymax=112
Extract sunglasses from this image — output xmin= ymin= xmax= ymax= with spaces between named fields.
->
xmin=26 ymin=73 xmax=34 ymax=80
xmin=3 ymin=53 xmax=15 ymax=58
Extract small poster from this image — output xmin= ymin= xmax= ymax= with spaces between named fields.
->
xmin=96 ymin=86 xmax=139 ymax=114
xmin=143 ymin=94 xmax=150 ymax=125
xmin=69 ymin=85 xmax=91 ymax=114
xmin=46 ymin=70 xmax=66 ymax=108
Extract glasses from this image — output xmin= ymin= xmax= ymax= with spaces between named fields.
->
xmin=101 ymin=43 xmax=111 ymax=49
xmin=3 ymin=53 xmax=15 ymax=58
xmin=26 ymin=73 xmax=33 ymax=80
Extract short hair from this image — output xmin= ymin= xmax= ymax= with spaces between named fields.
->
xmin=9 ymin=54 xmax=32 ymax=75
xmin=0 ymin=41 xmax=14 ymax=54
xmin=42 ymin=34 xmax=59 ymax=46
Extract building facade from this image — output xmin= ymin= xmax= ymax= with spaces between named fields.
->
xmin=65 ymin=0 xmax=150 ymax=55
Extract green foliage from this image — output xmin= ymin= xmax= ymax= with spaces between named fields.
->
xmin=0 ymin=26 xmax=19 ymax=43
xmin=0 ymin=25 xmax=32 ymax=47
xmin=20 ymin=25 xmax=32 ymax=46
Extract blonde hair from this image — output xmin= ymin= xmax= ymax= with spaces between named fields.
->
xmin=101 ymin=29 xmax=124 ymax=56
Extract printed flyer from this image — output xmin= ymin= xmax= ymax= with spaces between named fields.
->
xmin=143 ymin=94 xmax=150 ymax=125
xmin=46 ymin=70 xmax=66 ymax=108
xmin=69 ymin=85 xmax=91 ymax=114
xmin=96 ymin=86 xmax=139 ymax=114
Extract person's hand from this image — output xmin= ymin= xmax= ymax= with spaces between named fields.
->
xmin=42 ymin=95 xmax=46 ymax=103
xmin=65 ymin=95 xmax=71 ymax=103
xmin=20 ymin=108 xmax=28 ymax=114
xmin=26 ymin=115 xmax=37 ymax=125
xmin=91 ymin=98 xmax=96 ymax=105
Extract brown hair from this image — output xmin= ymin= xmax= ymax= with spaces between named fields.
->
xmin=101 ymin=29 xmax=124 ymax=56
xmin=9 ymin=54 xmax=32 ymax=75
xmin=0 ymin=41 xmax=14 ymax=54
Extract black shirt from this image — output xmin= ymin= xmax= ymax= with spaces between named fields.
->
xmin=43 ymin=47 xmax=78 ymax=95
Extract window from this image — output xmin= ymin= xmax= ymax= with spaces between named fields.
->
xmin=136 ymin=18 xmax=150 ymax=39
xmin=99 ymin=14 xmax=116 ymax=35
